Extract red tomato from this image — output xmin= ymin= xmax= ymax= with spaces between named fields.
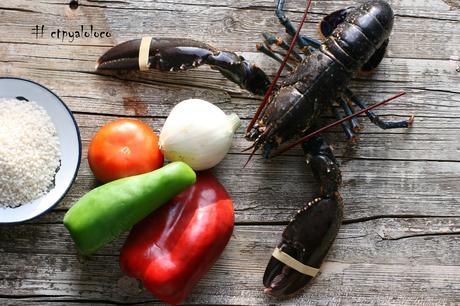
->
xmin=88 ymin=119 xmax=163 ymax=183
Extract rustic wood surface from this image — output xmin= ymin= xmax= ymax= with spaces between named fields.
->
xmin=1 ymin=0 xmax=459 ymax=305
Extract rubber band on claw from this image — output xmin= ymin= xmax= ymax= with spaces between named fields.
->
xmin=272 ymin=247 xmax=319 ymax=277
xmin=138 ymin=37 xmax=152 ymax=71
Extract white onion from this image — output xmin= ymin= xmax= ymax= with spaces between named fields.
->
xmin=159 ymin=99 xmax=241 ymax=170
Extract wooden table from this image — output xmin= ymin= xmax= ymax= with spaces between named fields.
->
xmin=1 ymin=0 xmax=459 ymax=305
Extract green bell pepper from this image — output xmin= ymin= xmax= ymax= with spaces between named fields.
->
xmin=63 ymin=161 xmax=196 ymax=255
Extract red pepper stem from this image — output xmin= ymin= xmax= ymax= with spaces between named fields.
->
xmin=246 ymin=0 xmax=313 ymax=134
xmin=271 ymin=91 xmax=407 ymax=157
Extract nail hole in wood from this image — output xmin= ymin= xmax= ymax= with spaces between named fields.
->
xmin=69 ymin=0 xmax=79 ymax=10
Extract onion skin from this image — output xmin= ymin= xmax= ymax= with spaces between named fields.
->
xmin=159 ymin=99 xmax=240 ymax=170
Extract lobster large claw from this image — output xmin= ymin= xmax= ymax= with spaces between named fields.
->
xmin=263 ymin=194 xmax=343 ymax=296
xmin=95 ymin=37 xmax=271 ymax=95
xmin=96 ymin=38 xmax=218 ymax=71
xmin=263 ymin=136 xmax=344 ymax=296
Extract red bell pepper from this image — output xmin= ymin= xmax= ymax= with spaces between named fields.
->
xmin=120 ymin=172 xmax=234 ymax=304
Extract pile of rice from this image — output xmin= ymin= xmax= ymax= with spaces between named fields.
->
xmin=0 ymin=98 xmax=61 ymax=208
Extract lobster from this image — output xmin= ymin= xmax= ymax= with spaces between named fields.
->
xmin=95 ymin=0 xmax=413 ymax=297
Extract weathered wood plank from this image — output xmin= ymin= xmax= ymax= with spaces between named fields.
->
xmin=114 ymin=0 xmax=460 ymax=21
xmin=40 ymin=113 xmax=457 ymax=223
xmin=0 ymin=0 xmax=460 ymax=67
xmin=75 ymin=114 xmax=460 ymax=160
xmin=1 ymin=0 xmax=460 ymax=60
xmin=55 ymin=141 xmax=460 ymax=224
xmin=8 ymin=110 xmax=450 ymax=224
xmin=3 ymin=216 xmax=460 ymax=263
xmin=2 ymin=55 xmax=460 ymax=121
xmin=2 ymin=32 xmax=459 ymax=119
xmin=0 ymin=218 xmax=459 ymax=305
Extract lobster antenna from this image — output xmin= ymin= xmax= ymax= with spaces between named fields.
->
xmin=241 ymin=142 xmax=256 ymax=153
xmin=243 ymin=146 xmax=258 ymax=168
xmin=271 ymin=91 xmax=407 ymax=157
xmin=246 ymin=0 xmax=314 ymax=134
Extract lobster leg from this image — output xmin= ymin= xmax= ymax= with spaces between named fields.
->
xmin=339 ymin=98 xmax=361 ymax=132
xmin=345 ymin=89 xmax=414 ymax=129
xmin=275 ymin=0 xmax=321 ymax=49
xmin=256 ymin=43 xmax=294 ymax=71
xmin=333 ymin=106 xmax=357 ymax=142
xmin=263 ymin=135 xmax=343 ymax=296
xmin=262 ymin=33 xmax=303 ymax=62
xmin=95 ymin=37 xmax=271 ymax=96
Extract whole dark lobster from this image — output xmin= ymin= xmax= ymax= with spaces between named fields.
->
xmin=96 ymin=0 xmax=413 ymax=297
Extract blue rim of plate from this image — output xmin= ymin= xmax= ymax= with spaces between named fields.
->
xmin=0 ymin=77 xmax=82 ymax=224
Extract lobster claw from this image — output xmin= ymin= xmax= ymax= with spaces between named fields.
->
xmin=96 ymin=39 xmax=145 ymax=70
xmin=263 ymin=194 xmax=343 ymax=296
xmin=95 ymin=37 xmax=217 ymax=71
xmin=264 ymin=136 xmax=343 ymax=296
xmin=95 ymin=37 xmax=271 ymax=96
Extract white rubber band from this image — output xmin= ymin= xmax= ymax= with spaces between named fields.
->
xmin=139 ymin=37 xmax=152 ymax=71
xmin=272 ymin=247 xmax=319 ymax=277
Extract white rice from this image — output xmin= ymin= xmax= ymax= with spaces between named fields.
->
xmin=0 ymin=98 xmax=61 ymax=208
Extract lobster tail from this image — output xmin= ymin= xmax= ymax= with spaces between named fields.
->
xmin=323 ymin=0 xmax=394 ymax=70
xmin=362 ymin=0 xmax=394 ymax=35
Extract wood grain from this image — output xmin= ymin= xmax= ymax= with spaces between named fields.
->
xmin=1 ymin=219 xmax=459 ymax=305
xmin=0 ymin=0 xmax=459 ymax=305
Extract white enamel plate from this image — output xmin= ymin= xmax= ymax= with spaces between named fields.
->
xmin=0 ymin=77 xmax=81 ymax=223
